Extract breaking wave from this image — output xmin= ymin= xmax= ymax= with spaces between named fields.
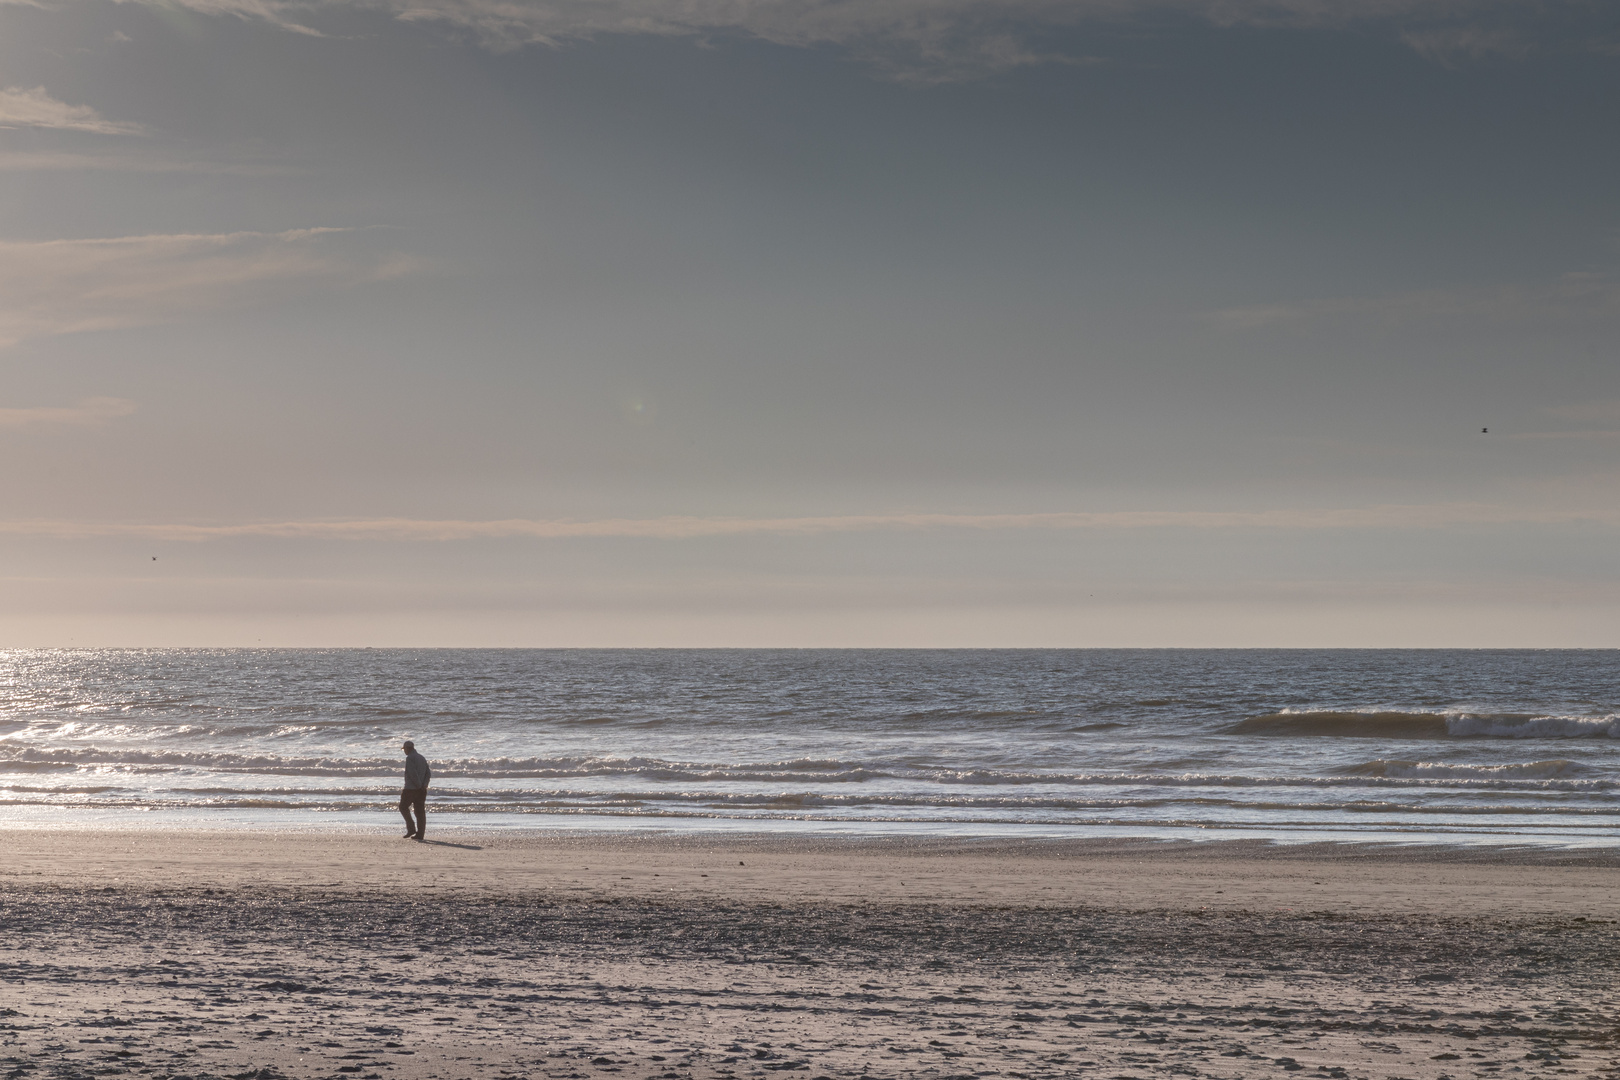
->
xmin=0 ymin=746 xmax=1610 ymax=794
xmin=1344 ymin=759 xmax=1584 ymax=780
xmin=1231 ymin=711 xmax=1620 ymax=739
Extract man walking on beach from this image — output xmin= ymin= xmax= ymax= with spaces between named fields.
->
xmin=400 ymin=740 xmax=431 ymax=840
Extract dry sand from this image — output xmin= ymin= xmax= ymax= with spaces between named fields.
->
xmin=1 ymin=828 xmax=1617 ymax=1080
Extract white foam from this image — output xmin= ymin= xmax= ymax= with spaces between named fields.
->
xmin=1350 ymin=758 xmax=1584 ymax=780
xmin=1447 ymin=715 xmax=1620 ymax=739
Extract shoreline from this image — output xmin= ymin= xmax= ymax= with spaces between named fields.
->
xmin=4 ymin=809 xmax=1619 ymax=847
xmin=5 ymin=826 xmax=1619 ymax=912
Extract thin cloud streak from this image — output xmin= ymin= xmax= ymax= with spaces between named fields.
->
xmin=1213 ymin=272 xmax=1620 ymax=330
xmin=1400 ymin=24 xmax=1529 ymax=61
xmin=0 ymin=87 xmax=144 ymax=134
xmin=0 ymin=397 xmax=137 ymax=428
xmin=1543 ymin=398 xmax=1620 ymax=423
xmin=0 ymin=151 xmax=293 ymax=174
xmin=3 ymin=502 xmax=1615 ymax=542
xmin=1508 ymin=430 xmax=1620 ymax=441
xmin=0 ymin=229 xmax=420 ymax=347
xmin=112 ymin=0 xmax=327 ymax=35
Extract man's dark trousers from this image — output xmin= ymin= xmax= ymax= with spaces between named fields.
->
xmin=400 ymin=788 xmax=427 ymax=837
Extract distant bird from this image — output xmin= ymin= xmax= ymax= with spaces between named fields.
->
xmin=1481 ymin=428 xmax=1488 ymax=433
xmin=151 ymin=556 xmax=157 ymax=560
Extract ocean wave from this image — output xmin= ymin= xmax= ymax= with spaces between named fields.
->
xmin=1448 ymin=715 xmax=1620 ymax=739
xmin=1231 ymin=710 xmax=1620 ymax=739
xmin=0 ymin=791 xmax=1615 ymax=832
xmin=437 ymin=789 xmax=1620 ymax=814
xmin=0 ymin=747 xmax=912 ymax=782
xmin=0 ymin=763 xmax=1611 ymax=799
xmin=0 ymin=746 xmax=403 ymax=776
xmin=1345 ymin=758 xmax=1585 ymax=780
xmin=1 ymin=742 xmax=1616 ymax=799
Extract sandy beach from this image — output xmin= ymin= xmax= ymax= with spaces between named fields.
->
xmin=2 ymin=829 xmax=1617 ymax=1080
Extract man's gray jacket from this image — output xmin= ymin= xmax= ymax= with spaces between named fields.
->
xmin=404 ymin=751 xmax=431 ymax=790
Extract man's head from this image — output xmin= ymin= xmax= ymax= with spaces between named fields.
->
xmin=402 ymin=740 xmax=415 ymax=755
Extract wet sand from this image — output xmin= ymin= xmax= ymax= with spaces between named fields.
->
xmin=2 ymin=828 xmax=1618 ymax=1080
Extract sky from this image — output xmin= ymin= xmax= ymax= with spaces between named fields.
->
xmin=2 ymin=0 xmax=1619 ymax=646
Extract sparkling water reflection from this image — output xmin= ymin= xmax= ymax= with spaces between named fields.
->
xmin=0 ymin=648 xmax=1616 ymax=844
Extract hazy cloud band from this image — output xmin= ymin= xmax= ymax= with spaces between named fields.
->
xmin=0 ymin=397 xmax=137 ymax=428
xmin=2 ymin=503 xmax=1613 ymax=542
xmin=104 ymin=0 xmax=1602 ymax=75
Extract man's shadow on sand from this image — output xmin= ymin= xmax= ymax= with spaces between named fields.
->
xmin=413 ymin=839 xmax=483 ymax=850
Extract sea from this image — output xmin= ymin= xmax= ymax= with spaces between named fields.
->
xmin=2 ymin=648 xmax=1618 ymax=847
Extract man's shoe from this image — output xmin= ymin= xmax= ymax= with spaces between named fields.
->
xmin=403 ymin=831 xmax=417 ymax=839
